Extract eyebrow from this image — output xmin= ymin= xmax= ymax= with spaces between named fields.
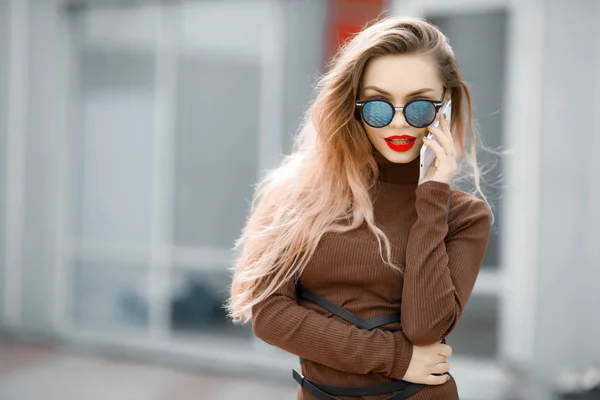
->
xmin=362 ymin=86 xmax=436 ymax=97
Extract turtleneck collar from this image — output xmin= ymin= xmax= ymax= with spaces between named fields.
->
xmin=373 ymin=149 xmax=420 ymax=184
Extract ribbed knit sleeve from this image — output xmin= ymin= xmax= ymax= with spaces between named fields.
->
xmin=401 ymin=181 xmax=492 ymax=346
xmin=252 ymin=276 xmax=414 ymax=380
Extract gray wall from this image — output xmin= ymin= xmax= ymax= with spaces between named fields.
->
xmin=18 ymin=0 xmax=68 ymax=331
xmin=0 ymin=0 xmax=8 ymax=325
xmin=534 ymin=0 xmax=600 ymax=399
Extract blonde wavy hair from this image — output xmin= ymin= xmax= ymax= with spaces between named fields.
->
xmin=227 ymin=16 xmax=483 ymax=324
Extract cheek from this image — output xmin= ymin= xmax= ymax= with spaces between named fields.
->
xmin=363 ymin=125 xmax=377 ymax=141
xmin=416 ymin=127 xmax=428 ymax=137
xmin=360 ymin=122 xmax=378 ymax=143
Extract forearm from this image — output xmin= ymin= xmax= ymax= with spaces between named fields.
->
xmin=253 ymin=285 xmax=413 ymax=380
xmin=401 ymin=182 xmax=491 ymax=345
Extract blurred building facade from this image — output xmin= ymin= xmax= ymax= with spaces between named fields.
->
xmin=0 ymin=0 xmax=599 ymax=399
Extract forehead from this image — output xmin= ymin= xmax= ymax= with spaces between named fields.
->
xmin=360 ymin=53 xmax=442 ymax=95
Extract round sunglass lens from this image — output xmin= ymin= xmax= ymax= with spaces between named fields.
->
xmin=404 ymin=101 xmax=437 ymax=128
xmin=362 ymin=100 xmax=394 ymax=128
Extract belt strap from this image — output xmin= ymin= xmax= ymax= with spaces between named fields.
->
xmin=294 ymin=276 xmax=428 ymax=398
xmin=297 ymin=286 xmax=401 ymax=330
xmin=294 ymin=370 xmax=424 ymax=400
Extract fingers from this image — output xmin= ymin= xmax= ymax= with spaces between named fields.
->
xmin=425 ymin=373 xmax=451 ymax=385
xmin=404 ymin=343 xmax=453 ymax=386
xmin=422 ymin=136 xmax=445 ymax=162
xmin=440 ymin=110 xmax=452 ymax=138
xmin=432 ymin=361 xmax=451 ymax=375
xmin=437 ymin=344 xmax=453 ymax=359
xmin=426 ymin=127 xmax=455 ymax=158
xmin=428 ymin=113 xmax=455 ymax=156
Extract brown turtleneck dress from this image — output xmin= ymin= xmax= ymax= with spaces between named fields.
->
xmin=251 ymin=154 xmax=492 ymax=399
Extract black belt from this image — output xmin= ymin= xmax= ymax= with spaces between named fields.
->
xmin=293 ymin=369 xmax=424 ymax=400
xmin=293 ymin=285 xmax=425 ymax=400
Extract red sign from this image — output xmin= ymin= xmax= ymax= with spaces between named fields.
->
xmin=324 ymin=0 xmax=387 ymax=66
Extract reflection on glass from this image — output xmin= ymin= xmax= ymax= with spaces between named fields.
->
xmin=170 ymin=268 xmax=251 ymax=337
xmin=446 ymin=294 xmax=498 ymax=359
xmin=173 ymin=54 xmax=260 ymax=248
xmin=73 ymin=261 xmax=149 ymax=329
xmin=77 ymin=48 xmax=156 ymax=244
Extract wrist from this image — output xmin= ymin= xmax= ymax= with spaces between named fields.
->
xmin=389 ymin=335 xmax=414 ymax=380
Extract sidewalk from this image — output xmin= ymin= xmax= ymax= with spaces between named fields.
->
xmin=0 ymin=341 xmax=296 ymax=400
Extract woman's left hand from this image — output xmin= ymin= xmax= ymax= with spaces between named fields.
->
xmin=419 ymin=112 xmax=458 ymax=185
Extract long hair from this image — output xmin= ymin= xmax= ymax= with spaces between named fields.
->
xmin=227 ymin=16 xmax=483 ymax=324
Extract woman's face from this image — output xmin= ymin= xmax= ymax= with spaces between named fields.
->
xmin=358 ymin=53 xmax=445 ymax=164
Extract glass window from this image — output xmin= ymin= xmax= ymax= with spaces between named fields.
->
xmin=169 ymin=268 xmax=252 ymax=337
xmin=73 ymin=261 xmax=149 ymax=329
xmin=428 ymin=9 xmax=507 ymax=270
xmin=172 ymin=54 xmax=260 ymax=249
xmin=76 ymin=49 xmax=156 ymax=244
xmin=446 ymin=294 xmax=499 ymax=359
xmin=68 ymin=4 xmax=159 ymax=333
xmin=67 ymin=1 xmax=274 ymax=342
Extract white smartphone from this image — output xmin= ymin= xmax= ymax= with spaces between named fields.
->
xmin=419 ymin=99 xmax=452 ymax=181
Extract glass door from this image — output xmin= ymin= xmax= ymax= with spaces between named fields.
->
xmin=62 ymin=1 xmax=283 ymax=348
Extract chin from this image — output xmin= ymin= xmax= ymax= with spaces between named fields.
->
xmin=377 ymin=146 xmax=420 ymax=164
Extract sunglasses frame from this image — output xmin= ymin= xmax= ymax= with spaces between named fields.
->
xmin=355 ymin=88 xmax=446 ymax=128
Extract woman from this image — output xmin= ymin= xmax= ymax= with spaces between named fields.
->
xmin=227 ymin=16 xmax=492 ymax=400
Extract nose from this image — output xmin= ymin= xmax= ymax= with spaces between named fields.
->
xmin=389 ymin=107 xmax=408 ymax=128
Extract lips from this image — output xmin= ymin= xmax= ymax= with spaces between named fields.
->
xmin=384 ymin=135 xmax=417 ymax=152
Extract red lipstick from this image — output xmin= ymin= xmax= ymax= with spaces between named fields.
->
xmin=384 ymin=135 xmax=416 ymax=152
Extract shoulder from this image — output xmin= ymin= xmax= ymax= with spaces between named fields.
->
xmin=448 ymin=188 xmax=492 ymax=231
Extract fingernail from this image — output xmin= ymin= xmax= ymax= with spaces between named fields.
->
xmin=446 ymin=375 xmax=451 ymax=382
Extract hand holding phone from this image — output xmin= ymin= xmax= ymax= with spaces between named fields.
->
xmin=419 ymin=100 xmax=452 ymax=181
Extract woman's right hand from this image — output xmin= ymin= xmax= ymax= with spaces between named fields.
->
xmin=402 ymin=342 xmax=452 ymax=385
